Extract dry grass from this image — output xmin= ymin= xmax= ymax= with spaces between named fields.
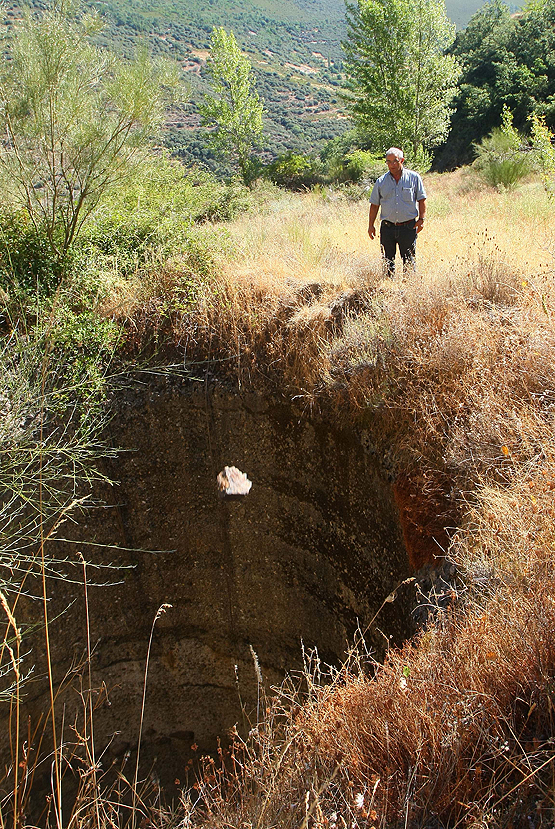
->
xmin=177 ymin=546 xmax=555 ymax=828
xmin=304 ymin=564 xmax=555 ymax=826
xmin=216 ymin=169 xmax=555 ymax=285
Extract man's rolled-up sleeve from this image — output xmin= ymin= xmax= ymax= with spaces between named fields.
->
xmin=416 ymin=175 xmax=426 ymax=201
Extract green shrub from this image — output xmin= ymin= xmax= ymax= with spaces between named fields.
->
xmin=43 ymin=306 xmax=122 ymax=409
xmin=529 ymin=112 xmax=555 ymax=189
xmin=473 ymin=107 xmax=534 ymax=189
xmin=0 ymin=212 xmax=66 ymax=298
xmin=81 ymin=154 xmax=254 ymax=273
xmin=345 ymin=149 xmax=384 ymax=182
xmin=265 ymin=153 xmax=325 ymax=190
xmin=325 ymin=149 xmax=384 ymax=184
xmin=157 ymin=230 xmax=226 ymax=315
xmin=404 ymin=146 xmax=433 ymax=174
xmin=0 ymin=153 xmax=257 ymax=312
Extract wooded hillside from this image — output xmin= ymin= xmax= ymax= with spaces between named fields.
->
xmin=2 ymin=0 xmax=493 ymax=170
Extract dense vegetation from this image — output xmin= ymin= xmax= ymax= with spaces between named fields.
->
xmin=76 ymin=0 xmax=555 ymax=172
xmin=78 ymin=0 xmax=555 ymax=170
xmin=0 ymin=0 xmax=348 ymax=166
xmin=84 ymin=0 xmax=350 ymax=164
xmin=438 ymin=0 xmax=555 ymax=167
xmin=7 ymin=0 xmax=555 ymax=172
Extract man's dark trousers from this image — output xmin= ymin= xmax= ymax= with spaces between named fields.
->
xmin=380 ymin=219 xmax=417 ymax=276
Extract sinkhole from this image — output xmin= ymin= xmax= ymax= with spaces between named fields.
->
xmin=12 ymin=374 xmax=418 ymax=789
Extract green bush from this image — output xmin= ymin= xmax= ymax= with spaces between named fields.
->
xmin=404 ymin=146 xmax=433 ymax=175
xmin=0 ymin=153 xmax=255 ymax=314
xmin=265 ymin=152 xmax=325 ymax=190
xmin=155 ymin=229 xmax=227 ymax=315
xmin=473 ymin=107 xmax=534 ymax=189
xmin=0 ymin=5 xmax=179 ymax=270
xmin=81 ymin=154 xmax=254 ymax=273
xmin=43 ymin=306 xmax=122 ymax=409
xmin=345 ymin=150 xmax=384 ymax=182
xmin=529 ymin=113 xmax=555 ymax=190
xmin=0 ymin=212 xmax=66 ymax=298
xmin=324 ymin=149 xmax=385 ymax=184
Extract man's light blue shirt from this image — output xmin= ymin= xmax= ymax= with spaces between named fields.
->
xmin=369 ymin=168 xmax=426 ymax=223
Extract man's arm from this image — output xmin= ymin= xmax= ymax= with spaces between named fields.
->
xmin=415 ymin=197 xmax=426 ymax=233
xmin=368 ymin=202 xmax=379 ymax=239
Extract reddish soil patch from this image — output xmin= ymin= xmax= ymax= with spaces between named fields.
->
xmin=393 ymin=472 xmax=457 ymax=571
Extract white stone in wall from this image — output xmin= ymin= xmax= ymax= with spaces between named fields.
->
xmin=217 ymin=466 xmax=253 ymax=496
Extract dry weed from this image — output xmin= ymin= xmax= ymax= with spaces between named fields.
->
xmin=305 ymin=567 xmax=555 ymax=825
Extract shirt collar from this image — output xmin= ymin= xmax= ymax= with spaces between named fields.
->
xmin=389 ymin=168 xmax=405 ymax=183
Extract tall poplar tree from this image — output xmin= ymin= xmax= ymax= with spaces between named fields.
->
xmin=343 ymin=0 xmax=460 ymax=159
xmin=199 ymin=27 xmax=264 ymax=185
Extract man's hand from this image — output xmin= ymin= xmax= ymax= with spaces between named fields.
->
xmin=368 ymin=203 xmax=379 ymax=239
xmin=416 ymin=198 xmax=426 ymax=234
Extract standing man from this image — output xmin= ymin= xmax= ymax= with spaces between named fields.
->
xmin=368 ymin=148 xmax=426 ymax=276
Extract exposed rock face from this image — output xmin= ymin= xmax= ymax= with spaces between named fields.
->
xmin=15 ymin=375 xmax=411 ymax=788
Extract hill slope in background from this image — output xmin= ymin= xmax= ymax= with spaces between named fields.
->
xmin=97 ymin=0 xmax=350 ymax=164
xmin=4 ymin=0 xmax=497 ymax=165
xmin=85 ymin=0 xmax=499 ymax=164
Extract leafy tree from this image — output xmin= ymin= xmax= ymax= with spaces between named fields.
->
xmin=265 ymin=152 xmax=324 ymax=189
xmin=511 ymin=0 xmax=555 ymax=127
xmin=437 ymin=0 xmax=524 ymax=167
xmin=199 ymin=27 xmax=264 ymax=185
xmin=0 ymin=4 xmax=178 ymax=273
xmin=320 ymin=136 xmax=384 ymax=182
xmin=342 ymin=0 xmax=460 ymax=158
xmin=471 ymin=105 xmax=555 ymax=189
xmin=438 ymin=0 xmax=555 ymax=168
xmin=529 ymin=112 xmax=555 ymax=188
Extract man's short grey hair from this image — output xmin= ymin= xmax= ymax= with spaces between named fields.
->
xmin=385 ymin=147 xmax=404 ymax=160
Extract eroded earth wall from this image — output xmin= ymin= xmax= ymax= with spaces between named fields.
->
xmin=13 ymin=375 xmax=411 ymax=788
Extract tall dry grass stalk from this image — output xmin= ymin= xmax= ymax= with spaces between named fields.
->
xmin=132 ymin=603 xmax=172 ymax=829
xmin=0 ymin=311 xmax=120 ymax=828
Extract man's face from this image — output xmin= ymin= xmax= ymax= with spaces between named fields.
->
xmin=386 ymin=154 xmax=404 ymax=173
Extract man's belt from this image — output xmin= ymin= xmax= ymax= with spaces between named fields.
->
xmin=382 ymin=219 xmax=416 ymax=227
